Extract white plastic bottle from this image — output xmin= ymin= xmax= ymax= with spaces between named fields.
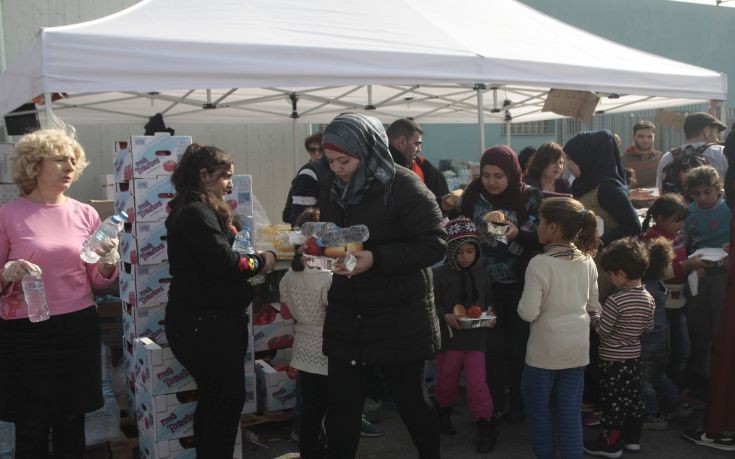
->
xmin=80 ymin=211 xmax=128 ymax=263
xmin=22 ymin=273 xmax=49 ymax=322
xmin=232 ymin=226 xmax=265 ymax=285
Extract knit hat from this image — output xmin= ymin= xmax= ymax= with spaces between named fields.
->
xmin=445 ymin=217 xmax=481 ymax=270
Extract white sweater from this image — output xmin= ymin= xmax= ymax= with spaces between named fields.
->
xmin=517 ymin=251 xmax=600 ymax=370
xmin=279 ymin=268 xmax=332 ymax=375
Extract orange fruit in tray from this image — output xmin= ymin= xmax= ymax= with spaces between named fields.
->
xmin=453 ymin=304 xmax=467 ymax=317
xmin=467 ymin=305 xmax=482 ymax=319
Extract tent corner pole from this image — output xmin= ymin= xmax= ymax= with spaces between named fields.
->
xmin=43 ymin=92 xmax=54 ymax=128
xmin=474 ymin=84 xmax=486 ymax=154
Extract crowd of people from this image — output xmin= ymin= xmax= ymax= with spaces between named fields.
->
xmin=0 ymin=109 xmax=732 ymax=458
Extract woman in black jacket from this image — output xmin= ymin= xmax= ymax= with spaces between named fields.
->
xmin=320 ymin=114 xmax=447 ymax=459
xmin=164 ymin=144 xmax=275 ymax=459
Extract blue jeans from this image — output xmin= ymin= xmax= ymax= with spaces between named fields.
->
xmin=641 ymin=352 xmax=681 ymax=416
xmin=522 ymin=365 xmax=584 ymax=459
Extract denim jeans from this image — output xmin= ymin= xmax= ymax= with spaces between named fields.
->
xmin=641 ymin=352 xmax=681 ymax=416
xmin=666 ymin=308 xmax=690 ymax=389
xmin=522 ymin=365 xmax=584 ymax=459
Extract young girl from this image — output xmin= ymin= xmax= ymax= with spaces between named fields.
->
xmin=459 ymin=145 xmax=543 ymax=423
xmin=640 ymin=194 xmax=703 ymax=392
xmin=279 ymin=208 xmax=333 ymax=459
xmin=517 ymin=197 xmax=601 ymax=459
xmin=682 ymin=165 xmax=731 ymax=403
xmin=432 ymin=217 xmax=497 ymax=453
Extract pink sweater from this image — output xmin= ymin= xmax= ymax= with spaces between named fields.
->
xmin=0 ymin=197 xmax=118 ymax=319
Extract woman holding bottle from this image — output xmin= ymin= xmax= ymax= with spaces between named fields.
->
xmin=0 ymin=128 xmax=119 ymax=457
xmin=165 ymin=144 xmax=275 ymax=459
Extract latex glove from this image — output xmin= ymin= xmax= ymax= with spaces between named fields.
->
xmin=97 ymin=239 xmax=120 ymax=265
xmin=2 ymin=260 xmax=42 ymax=283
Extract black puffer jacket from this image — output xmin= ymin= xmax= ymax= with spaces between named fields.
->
xmin=320 ymin=167 xmax=447 ymax=365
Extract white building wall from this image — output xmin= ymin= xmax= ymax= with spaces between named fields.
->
xmin=1 ymin=0 xmax=308 ymax=224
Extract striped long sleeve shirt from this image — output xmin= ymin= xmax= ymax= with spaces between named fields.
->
xmin=591 ymin=286 xmax=655 ymax=361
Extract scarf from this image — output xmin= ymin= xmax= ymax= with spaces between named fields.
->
xmin=322 ymin=114 xmax=395 ymax=208
xmin=460 ymin=145 xmax=530 ymax=221
xmin=564 ymin=129 xmax=627 ymax=199
xmin=544 ymin=242 xmax=586 ymax=261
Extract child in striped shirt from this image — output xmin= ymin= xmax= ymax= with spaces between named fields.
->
xmin=585 ymin=237 xmax=656 ymax=458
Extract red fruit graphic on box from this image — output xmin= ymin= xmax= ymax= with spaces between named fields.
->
xmin=162 ymin=160 xmax=177 ymax=172
xmin=128 ymin=291 xmax=136 ymax=306
xmin=282 ymin=335 xmax=294 ymax=348
xmin=280 ymin=303 xmax=292 ymax=320
xmin=124 ymin=164 xmax=133 ymax=181
xmin=267 ymin=336 xmax=282 ymax=350
xmin=287 ymin=366 xmax=298 ymax=379
xmin=129 ymin=250 xmax=138 ymax=265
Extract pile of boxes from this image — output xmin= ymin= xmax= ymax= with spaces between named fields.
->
xmin=114 ymin=134 xmax=256 ymax=457
xmin=253 ymin=301 xmax=297 ymax=412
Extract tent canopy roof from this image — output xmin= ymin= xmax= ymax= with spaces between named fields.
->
xmin=0 ymin=0 xmax=727 ymax=124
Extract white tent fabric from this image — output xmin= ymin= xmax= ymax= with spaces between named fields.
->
xmin=0 ymin=0 xmax=727 ymax=125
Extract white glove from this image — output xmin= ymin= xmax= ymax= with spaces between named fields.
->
xmin=2 ymin=260 xmax=42 ymax=283
xmin=97 ymin=239 xmax=120 ymax=265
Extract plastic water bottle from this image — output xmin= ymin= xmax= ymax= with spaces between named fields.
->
xmin=316 ymin=224 xmax=370 ymax=247
xmin=301 ymin=222 xmax=339 ymax=238
xmin=80 ymin=212 xmax=128 ymax=263
xmin=233 ymin=226 xmax=265 ymax=285
xmin=22 ymin=273 xmax=49 ymax=323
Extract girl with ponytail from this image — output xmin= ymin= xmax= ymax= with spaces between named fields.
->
xmin=517 ymin=197 xmax=601 ymax=459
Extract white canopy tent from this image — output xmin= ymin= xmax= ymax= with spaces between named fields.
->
xmin=0 ymin=0 xmax=727 ymax=146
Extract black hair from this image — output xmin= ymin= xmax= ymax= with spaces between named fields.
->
xmin=642 ymin=193 xmax=689 ymax=231
xmin=599 ymin=237 xmax=649 ymax=280
xmin=386 ymin=118 xmax=422 ymax=141
xmin=643 ymin=236 xmax=674 ymax=281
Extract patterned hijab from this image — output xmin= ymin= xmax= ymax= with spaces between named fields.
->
xmin=563 ymin=129 xmax=627 ymax=199
xmin=322 ymin=114 xmax=395 ymax=208
xmin=460 ymin=145 xmax=530 ymax=221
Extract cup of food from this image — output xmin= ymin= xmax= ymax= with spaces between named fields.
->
xmin=483 ymin=211 xmax=509 ymax=235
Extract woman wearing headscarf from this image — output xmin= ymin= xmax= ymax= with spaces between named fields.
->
xmin=459 ymin=145 xmax=544 ymax=424
xmin=563 ymin=129 xmax=642 ymax=298
xmin=319 ymin=114 xmax=446 ymax=459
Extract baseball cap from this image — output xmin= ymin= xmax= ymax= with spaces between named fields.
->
xmin=684 ymin=112 xmax=727 ymax=134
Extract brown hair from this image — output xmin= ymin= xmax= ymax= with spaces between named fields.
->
xmin=633 ymin=120 xmax=656 ymax=134
xmin=526 ymin=142 xmax=564 ymax=181
xmin=292 ymin=207 xmax=321 ymax=272
xmin=386 ymin=118 xmax=423 ymax=141
xmin=643 ymin=236 xmax=674 ymax=280
xmin=642 ymin=193 xmax=689 ymax=231
xmin=304 ymin=132 xmax=323 ymax=151
xmin=538 ymin=197 xmax=601 ymax=256
xmin=169 ymin=143 xmax=234 ymax=228
xmin=600 ymin=237 xmax=649 ymax=280
xmin=685 ymin=165 xmax=722 ymax=192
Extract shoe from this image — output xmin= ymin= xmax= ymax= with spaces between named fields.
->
xmin=360 ymin=415 xmax=384 ymax=437
xmin=476 ymin=417 xmax=498 ymax=453
xmin=363 ymin=397 xmax=383 ymax=423
xmin=681 ymin=390 xmax=706 ymax=410
xmin=663 ymin=401 xmax=693 ymax=420
xmin=290 ymin=418 xmax=300 ymax=442
xmin=582 ymin=411 xmax=602 ymax=427
xmin=642 ymin=414 xmax=668 ymax=431
xmin=584 ymin=432 xmax=623 ymax=458
xmin=438 ymin=407 xmax=457 ymax=436
xmin=681 ymin=428 xmax=735 ymax=451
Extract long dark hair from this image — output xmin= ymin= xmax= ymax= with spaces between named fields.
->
xmin=539 ymin=197 xmax=600 ymax=256
xmin=526 ymin=142 xmax=563 ymax=182
xmin=168 ymin=143 xmax=234 ymax=228
xmin=641 ymin=193 xmax=689 ymax=231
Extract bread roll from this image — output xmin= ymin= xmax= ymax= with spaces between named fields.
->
xmin=483 ymin=211 xmax=505 ymax=223
xmin=323 ymin=242 xmax=363 ymax=258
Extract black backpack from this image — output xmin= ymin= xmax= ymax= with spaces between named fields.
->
xmin=660 ymin=143 xmax=713 ymax=195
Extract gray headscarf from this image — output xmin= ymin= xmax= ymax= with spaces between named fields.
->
xmin=322 ymin=113 xmax=395 ymax=208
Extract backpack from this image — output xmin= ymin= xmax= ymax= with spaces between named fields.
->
xmin=660 ymin=143 xmax=713 ymax=195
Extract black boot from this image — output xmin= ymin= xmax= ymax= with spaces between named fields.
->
xmin=477 ymin=417 xmax=498 ymax=453
xmin=439 ymin=406 xmax=457 ymax=436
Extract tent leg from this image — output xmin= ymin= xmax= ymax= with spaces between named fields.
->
xmin=43 ymin=91 xmax=54 ymax=128
xmin=506 ymin=119 xmax=511 ymax=146
xmin=475 ymin=84 xmax=486 ymax=154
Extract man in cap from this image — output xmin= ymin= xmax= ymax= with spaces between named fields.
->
xmin=656 ymin=112 xmax=728 ymax=195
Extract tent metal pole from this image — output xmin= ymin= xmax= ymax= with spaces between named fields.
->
xmin=44 ymin=92 xmax=54 ymax=128
xmin=475 ymin=84 xmax=486 ymax=153
xmin=506 ymin=119 xmax=511 ymax=146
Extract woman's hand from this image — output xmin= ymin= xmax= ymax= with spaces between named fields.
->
xmin=505 ymin=221 xmax=519 ymax=241
xmin=333 ymin=250 xmax=373 ymax=277
xmin=97 ymin=239 xmax=120 ymax=265
xmin=444 ymin=313 xmax=461 ymax=330
xmin=682 ymin=255 xmax=704 ymax=273
xmin=1 ymin=260 xmax=42 ymax=283
xmin=258 ymin=251 xmax=277 ymax=274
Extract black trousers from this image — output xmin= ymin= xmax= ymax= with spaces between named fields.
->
xmin=299 ymin=371 xmax=328 ymax=459
xmin=493 ymin=282 xmax=529 ymax=412
xmin=0 ymin=307 xmax=102 ymax=458
xmin=326 ymin=358 xmax=439 ymax=459
xmin=166 ymin=310 xmax=247 ymax=459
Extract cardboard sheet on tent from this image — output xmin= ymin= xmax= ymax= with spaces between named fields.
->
xmin=0 ymin=0 xmax=727 ymax=149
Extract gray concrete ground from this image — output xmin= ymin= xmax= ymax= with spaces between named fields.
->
xmin=244 ymin=401 xmax=729 ymax=459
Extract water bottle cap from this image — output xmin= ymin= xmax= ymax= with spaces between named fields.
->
xmin=117 ymin=210 xmax=129 ymax=221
